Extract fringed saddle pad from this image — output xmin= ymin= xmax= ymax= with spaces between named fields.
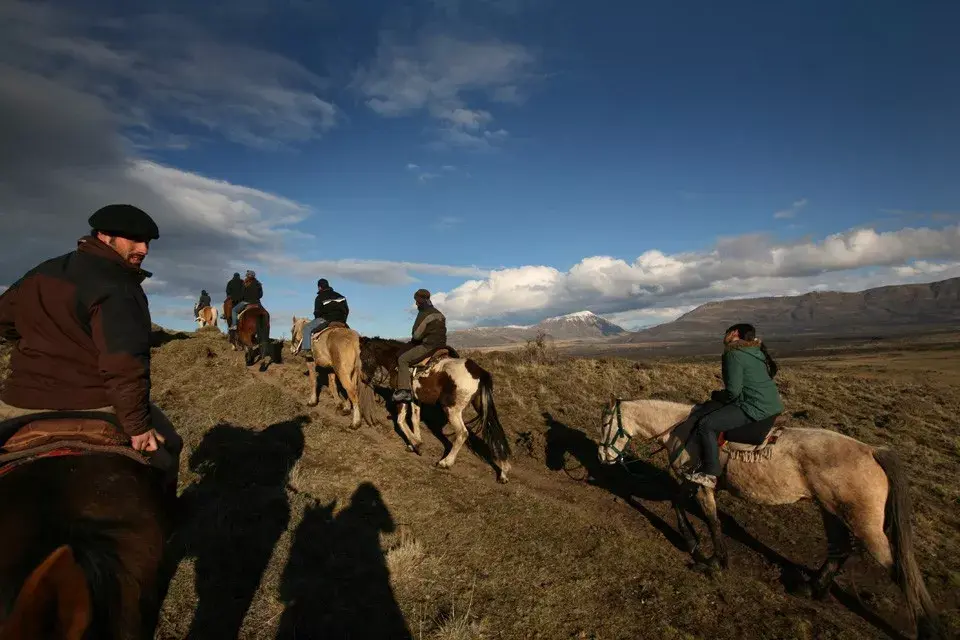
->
xmin=721 ymin=424 xmax=786 ymax=463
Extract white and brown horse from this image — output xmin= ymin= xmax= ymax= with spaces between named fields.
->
xmin=290 ymin=317 xmax=364 ymax=429
xmin=598 ymin=398 xmax=942 ymax=640
xmin=195 ymin=306 xmax=217 ymax=328
xmin=359 ymin=337 xmax=511 ymax=483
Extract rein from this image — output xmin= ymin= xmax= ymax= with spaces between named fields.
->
xmin=600 ymin=399 xmax=684 ymax=467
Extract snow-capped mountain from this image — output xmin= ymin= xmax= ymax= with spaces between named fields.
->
xmin=449 ymin=310 xmax=626 ymax=348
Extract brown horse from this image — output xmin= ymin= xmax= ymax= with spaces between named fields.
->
xmin=0 ymin=427 xmax=173 ymax=639
xmin=229 ymin=304 xmax=272 ymax=371
xmin=359 ymin=337 xmax=511 ymax=483
xmin=289 ymin=317 xmax=364 ymax=429
xmin=598 ymin=398 xmax=943 ymax=640
xmin=195 ymin=306 xmax=217 ymax=329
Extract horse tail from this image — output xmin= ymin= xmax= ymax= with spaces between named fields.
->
xmin=873 ymin=447 xmax=941 ymax=636
xmin=465 ymin=360 xmax=511 ymax=462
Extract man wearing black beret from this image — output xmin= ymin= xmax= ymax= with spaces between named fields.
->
xmin=0 ymin=204 xmax=183 ymax=495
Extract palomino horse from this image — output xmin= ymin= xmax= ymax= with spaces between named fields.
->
xmin=598 ymin=398 xmax=942 ymax=640
xmin=289 ymin=317 xmax=364 ymax=429
xmin=195 ymin=305 xmax=217 ymax=329
xmin=0 ymin=417 xmax=173 ymax=639
xmin=359 ymin=337 xmax=511 ymax=483
xmin=229 ymin=304 xmax=272 ymax=371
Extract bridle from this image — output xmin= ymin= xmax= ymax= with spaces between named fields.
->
xmin=600 ymin=398 xmax=632 ymax=464
xmin=600 ymin=398 xmax=686 ymax=468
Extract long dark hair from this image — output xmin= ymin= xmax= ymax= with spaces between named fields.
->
xmin=726 ymin=323 xmax=778 ymax=378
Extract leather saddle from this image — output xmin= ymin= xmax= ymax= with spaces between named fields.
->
xmin=0 ymin=411 xmax=147 ymax=472
xmin=311 ymin=320 xmax=349 ymax=335
xmin=719 ymin=414 xmax=783 ymax=451
xmin=411 ymin=345 xmax=460 ymax=369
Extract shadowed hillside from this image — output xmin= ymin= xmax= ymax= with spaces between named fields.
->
xmin=1 ymin=326 xmax=958 ymax=639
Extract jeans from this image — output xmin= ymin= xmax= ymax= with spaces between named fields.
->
xmin=695 ymin=401 xmax=751 ymax=476
xmin=231 ymin=301 xmax=250 ymax=328
xmin=300 ymin=318 xmax=329 ymax=352
xmin=396 ymin=344 xmax=432 ymax=389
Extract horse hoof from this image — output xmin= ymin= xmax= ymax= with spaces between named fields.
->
xmin=435 ymin=460 xmax=450 ymax=470
xmin=497 ymin=475 xmax=509 ymax=484
xmin=307 ymin=401 xmax=318 ymax=408
xmin=409 ymin=444 xmax=422 ymax=456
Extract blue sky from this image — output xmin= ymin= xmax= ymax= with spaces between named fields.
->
xmin=1 ymin=0 xmax=959 ymax=337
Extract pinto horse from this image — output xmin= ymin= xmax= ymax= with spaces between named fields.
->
xmin=229 ymin=304 xmax=272 ymax=371
xmin=359 ymin=337 xmax=511 ymax=483
xmin=195 ymin=306 xmax=217 ymax=329
xmin=0 ymin=423 xmax=173 ymax=639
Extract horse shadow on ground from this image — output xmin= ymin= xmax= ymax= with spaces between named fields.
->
xmin=276 ymin=482 xmax=411 ymax=638
xmin=541 ymin=412 xmax=906 ymax=640
xmin=160 ymin=417 xmax=307 ymax=640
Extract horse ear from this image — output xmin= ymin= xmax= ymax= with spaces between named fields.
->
xmin=2 ymin=545 xmax=91 ymax=640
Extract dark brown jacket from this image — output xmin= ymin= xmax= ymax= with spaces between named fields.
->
xmin=0 ymin=236 xmax=153 ymax=436
xmin=411 ymin=304 xmax=446 ymax=348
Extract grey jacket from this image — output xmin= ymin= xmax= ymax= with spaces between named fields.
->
xmin=411 ymin=304 xmax=446 ymax=348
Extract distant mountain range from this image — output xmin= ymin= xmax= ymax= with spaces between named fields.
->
xmin=448 ymin=277 xmax=960 ymax=349
xmin=448 ymin=310 xmax=626 ymax=348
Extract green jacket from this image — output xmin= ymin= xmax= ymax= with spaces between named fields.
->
xmin=720 ymin=339 xmax=784 ymax=421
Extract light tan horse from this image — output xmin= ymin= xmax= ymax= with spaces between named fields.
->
xmin=290 ymin=317 xmax=363 ymax=429
xmin=598 ymin=398 xmax=942 ymax=640
xmin=195 ymin=306 xmax=217 ymax=328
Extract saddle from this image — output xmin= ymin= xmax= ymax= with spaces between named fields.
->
xmin=719 ymin=415 xmax=785 ymax=461
xmin=0 ymin=411 xmax=148 ymax=475
xmin=237 ymin=303 xmax=268 ymax=323
xmin=311 ymin=320 xmax=348 ymax=336
xmin=411 ymin=345 xmax=459 ymax=370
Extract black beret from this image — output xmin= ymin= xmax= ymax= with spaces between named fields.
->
xmin=89 ymin=204 xmax=159 ymax=241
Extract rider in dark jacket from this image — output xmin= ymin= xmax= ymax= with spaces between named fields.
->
xmin=230 ymin=270 xmax=262 ymax=329
xmin=392 ymin=289 xmax=447 ymax=402
xmin=226 ymin=273 xmax=243 ymax=304
xmin=194 ymin=290 xmax=211 ymax=317
xmin=296 ymin=279 xmax=349 ymax=354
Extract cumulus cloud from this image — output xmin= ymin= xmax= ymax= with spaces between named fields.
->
xmin=432 ymin=224 xmax=960 ymax=326
xmin=0 ymin=2 xmax=338 ymax=149
xmin=773 ymin=198 xmax=808 ymax=219
xmin=354 ymin=33 xmax=536 ymax=148
xmin=0 ymin=1 xmax=492 ymax=310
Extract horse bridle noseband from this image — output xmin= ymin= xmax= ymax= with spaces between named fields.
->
xmin=600 ymin=399 xmax=633 ymax=464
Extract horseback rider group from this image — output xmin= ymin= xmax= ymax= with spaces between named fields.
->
xmin=0 ymin=203 xmax=776 ymax=503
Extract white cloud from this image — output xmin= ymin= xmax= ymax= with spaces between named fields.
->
xmin=774 ymin=198 xmax=808 ymax=220
xmin=354 ymin=33 xmax=536 ymax=148
xmin=431 ymin=223 xmax=960 ymax=326
xmin=0 ymin=2 xmax=338 ymax=149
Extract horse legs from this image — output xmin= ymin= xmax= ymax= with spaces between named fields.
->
xmin=306 ymin=363 xmax=319 ymax=406
xmin=693 ymin=486 xmax=728 ymax=570
xmin=436 ymin=406 xmax=468 ymax=470
xmin=410 ymin=402 xmax=423 ymax=448
xmin=394 ymin=402 xmax=421 ymax=454
xmin=327 ymin=371 xmax=346 ymax=412
xmin=673 ymin=488 xmax=700 ymax=555
xmin=333 ymin=360 xmax=361 ymax=429
xmin=810 ymin=510 xmax=854 ymax=600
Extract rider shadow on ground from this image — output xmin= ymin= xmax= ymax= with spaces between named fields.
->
xmin=163 ymin=416 xmax=307 ymax=640
xmin=276 ymin=482 xmax=412 ymax=638
xmin=541 ymin=412 xmax=906 ymax=640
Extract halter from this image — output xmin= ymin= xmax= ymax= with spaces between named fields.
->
xmin=600 ymin=399 xmax=633 ymax=464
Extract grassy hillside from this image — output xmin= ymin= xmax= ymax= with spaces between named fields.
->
xmin=2 ymin=328 xmax=958 ymax=639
